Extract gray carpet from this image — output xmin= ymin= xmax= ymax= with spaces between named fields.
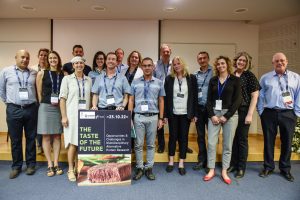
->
xmin=0 ymin=161 xmax=299 ymax=200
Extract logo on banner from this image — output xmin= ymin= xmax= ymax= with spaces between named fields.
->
xmin=80 ymin=111 xmax=95 ymax=119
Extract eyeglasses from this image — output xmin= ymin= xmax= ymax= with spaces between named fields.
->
xmin=142 ymin=64 xmax=153 ymax=67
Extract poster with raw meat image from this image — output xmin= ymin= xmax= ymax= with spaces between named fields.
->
xmin=78 ymin=110 xmax=131 ymax=186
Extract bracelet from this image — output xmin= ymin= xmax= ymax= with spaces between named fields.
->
xmin=159 ymin=117 xmax=164 ymax=120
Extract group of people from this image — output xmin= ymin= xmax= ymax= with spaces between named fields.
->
xmin=0 ymin=44 xmax=299 ymax=185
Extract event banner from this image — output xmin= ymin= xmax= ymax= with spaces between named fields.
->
xmin=77 ymin=110 xmax=131 ymax=186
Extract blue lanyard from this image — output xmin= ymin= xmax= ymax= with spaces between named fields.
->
xmin=48 ymin=71 xmax=60 ymax=94
xmin=104 ymin=74 xmax=117 ymax=94
xmin=15 ymin=67 xmax=30 ymax=88
xmin=75 ymin=76 xmax=85 ymax=99
xmin=217 ymin=75 xmax=229 ymax=99
xmin=278 ymin=71 xmax=289 ymax=92
xmin=144 ymin=79 xmax=151 ymax=100
xmin=198 ymin=69 xmax=211 ymax=88
xmin=117 ymin=64 xmax=122 ymax=73
xmin=163 ymin=63 xmax=169 ymax=76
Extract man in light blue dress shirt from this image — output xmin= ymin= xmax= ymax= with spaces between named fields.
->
xmin=129 ymin=57 xmax=165 ymax=181
xmin=257 ymin=52 xmax=300 ymax=182
xmin=91 ymin=52 xmax=131 ymax=110
xmin=0 ymin=50 xmax=38 ymax=179
xmin=115 ymin=48 xmax=129 ymax=75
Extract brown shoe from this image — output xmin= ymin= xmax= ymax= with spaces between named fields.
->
xmin=9 ymin=169 xmax=21 ymax=179
xmin=26 ymin=167 xmax=36 ymax=175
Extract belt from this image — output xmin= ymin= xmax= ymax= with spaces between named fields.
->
xmin=265 ymin=108 xmax=292 ymax=113
xmin=8 ymin=103 xmax=36 ymax=109
xmin=99 ymin=106 xmax=117 ymax=110
xmin=136 ymin=113 xmax=158 ymax=117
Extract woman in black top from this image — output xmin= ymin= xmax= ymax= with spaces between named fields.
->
xmin=227 ymin=52 xmax=260 ymax=178
xmin=203 ymin=56 xmax=241 ymax=184
xmin=125 ymin=50 xmax=143 ymax=85
xmin=164 ymin=56 xmax=197 ymax=175
xmin=36 ymin=51 xmax=64 ymax=177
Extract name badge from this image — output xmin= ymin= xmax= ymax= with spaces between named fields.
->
xmin=215 ymin=100 xmax=222 ymax=111
xmin=141 ymin=101 xmax=149 ymax=112
xmin=78 ymin=100 xmax=86 ymax=110
xmin=198 ymin=88 xmax=203 ymax=98
xmin=177 ymin=93 xmax=184 ymax=98
xmin=19 ymin=88 xmax=29 ymax=101
xmin=282 ymin=92 xmax=293 ymax=104
xmin=106 ymin=95 xmax=115 ymax=105
xmin=50 ymin=93 xmax=59 ymax=106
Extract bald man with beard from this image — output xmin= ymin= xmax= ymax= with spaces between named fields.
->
xmin=0 ymin=50 xmax=38 ymax=179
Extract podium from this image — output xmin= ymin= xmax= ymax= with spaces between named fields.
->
xmin=77 ymin=110 xmax=131 ymax=186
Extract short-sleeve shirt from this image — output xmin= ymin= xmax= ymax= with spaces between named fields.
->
xmin=239 ymin=70 xmax=260 ymax=106
xmin=130 ymin=76 xmax=165 ymax=113
xmin=91 ymin=72 xmax=131 ymax=108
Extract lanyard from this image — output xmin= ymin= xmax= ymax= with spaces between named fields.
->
xmin=125 ymin=67 xmax=138 ymax=84
xmin=177 ymin=77 xmax=183 ymax=93
xmin=217 ymin=75 xmax=229 ymax=99
xmin=278 ymin=72 xmax=289 ymax=92
xmin=48 ymin=71 xmax=60 ymax=94
xmin=117 ymin=64 xmax=122 ymax=73
xmin=75 ymin=76 xmax=85 ymax=99
xmin=163 ymin=63 xmax=169 ymax=76
xmin=15 ymin=67 xmax=30 ymax=88
xmin=104 ymin=74 xmax=117 ymax=94
xmin=143 ymin=79 xmax=151 ymax=100
xmin=198 ymin=69 xmax=211 ymax=88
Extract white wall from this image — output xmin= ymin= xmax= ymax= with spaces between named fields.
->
xmin=161 ymin=20 xmax=259 ymax=134
xmin=0 ymin=19 xmax=51 ymax=132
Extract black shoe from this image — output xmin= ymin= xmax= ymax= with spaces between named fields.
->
xmin=227 ymin=166 xmax=236 ymax=173
xmin=235 ymin=170 xmax=245 ymax=178
xmin=133 ymin=168 xmax=144 ymax=181
xmin=192 ymin=162 xmax=205 ymax=171
xmin=145 ymin=168 xmax=155 ymax=180
xmin=166 ymin=165 xmax=174 ymax=173
xmin=9 ymin=169 xmax=21 ymax=179
xmin=187 ymin=147 xmax=193 ymax=154
xmin=157 ymin=147 xmax=164 ymax=153
xmin=26 ymin=166 xmax=36 ymax=175
xmin=280 ymin=171 xmax=294 ymax=182
xmin=259 ymin=169 xmax=273 ymax=178
xmin=178 ymin=167 xmax=186 ymax=176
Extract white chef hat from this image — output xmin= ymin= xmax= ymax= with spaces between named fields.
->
xmin=71 ymin=56 xmax=85 ymax=63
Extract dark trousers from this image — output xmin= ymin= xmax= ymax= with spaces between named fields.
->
xmin=6 ymin=103 xmax=38 ymax=170
xmin=230 ymin=106 xmax=250 ymax=171
xmin=168 ymin=114 xmax=190 ymax=159
xmin=157 ymin=126 xmax=165 ymax=149
xmin=260 ymin=108 xmax=297 ymax=173
xmin=195 ymin=105 xmax=208 ymax=165
xmin=36 ymin=134 xmax=42 ymax=147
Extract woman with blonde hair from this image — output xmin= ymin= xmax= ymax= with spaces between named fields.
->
xmin=164 ymin=56 xmax=197 ymax=175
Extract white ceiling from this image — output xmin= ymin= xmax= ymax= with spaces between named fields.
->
xmin=0 ymin=0 xmax=300 ymax=24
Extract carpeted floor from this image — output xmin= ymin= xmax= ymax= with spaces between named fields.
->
xmin=0 ymin=161 xmax=299 ymax=200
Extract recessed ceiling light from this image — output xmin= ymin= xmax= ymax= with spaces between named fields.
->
xmin=91 ymin=5 xmax=106 ymax=12
xmin=234 ymin=8 xmax=248 ymax=13
xmin=163 ymin=7 xmax=177 ymax=12
xmin=20 ymin=5 xmax=36 ymax=11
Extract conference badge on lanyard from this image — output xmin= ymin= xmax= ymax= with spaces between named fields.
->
xmin=141 ymin=100 xmax=149 ymax=112
xmin=19 ymin=88 xmax=29 ymax=101
xmin=78 ymin=100 xmax=86 ymax=110
xmin=282 ymin=91 xmax=292 ymax=105
xmin=50 ymin=93 xmax=59 ymax=106
xmin=106 ymin=95 xmax=115 ymax=105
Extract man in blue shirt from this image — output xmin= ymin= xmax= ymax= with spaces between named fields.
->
xmin=115 ymin=48 xmax=129 ymax=75
xmin=0 ymin=50 xmax=38 ymax=179
xmin=91 ymin=52 xmax=131 ymax=110
xmin=129 ymin=57 xmax=165 ymax=181
xmin=257 ymin=52 xmax=300 ymax=182
xmin=193 ymin=51 xmax=213 ymax=171
xmin=62 ymin=44 xmax=92 ymax=76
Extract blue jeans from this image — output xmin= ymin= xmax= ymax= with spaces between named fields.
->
xmin=134 ymin=114 xmax=158 ymax=169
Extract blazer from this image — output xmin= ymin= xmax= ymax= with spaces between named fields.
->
xmin=164 ymin=74 xmax=197 ymax=119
